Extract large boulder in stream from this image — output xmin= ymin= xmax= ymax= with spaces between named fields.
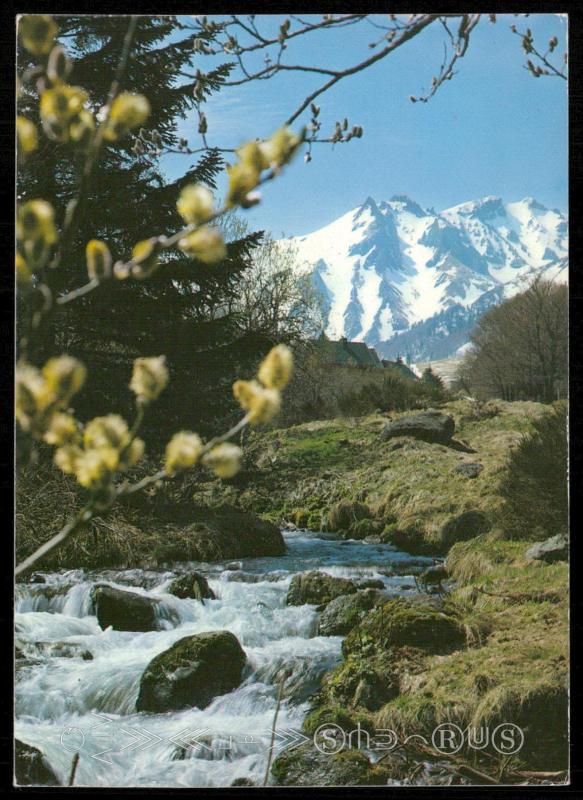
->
xmin=136 ymin=631 xmax=246 ymax=712
xmin=167 ymin=572 xmax=215 ymax=601
xmin=15 ymin=740 xmax=59 ymax=786
xmin=91 ymin=585 xmax=163 ymax=632
xmin=286 ymin=571 xmax=357 ymax=606
xmin=318 ymin=589 xmax=385 ymax=636
xmin=380 ymin=411 xmax=455 ymax=445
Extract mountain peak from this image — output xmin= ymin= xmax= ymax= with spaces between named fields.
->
xmin=386 ymin=195 xmax=427 ymax=217
xmin=361 ymin=195 xmax=378 ymax=210
xmin=520 ymin=197 xmax=548 ymax=212
xmin=448 ymin=196 xmax=505 ymax=220
xmin=283 ymin=192 xmax=567 ymax=359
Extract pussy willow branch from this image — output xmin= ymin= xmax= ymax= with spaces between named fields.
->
xmin=209 ymin=14 xmax=368 ymax=57
xmin=55 ymin=165 xmax=284 ymax=306
xmin=50 ymin=15 xmax=139 ymax=272
xmin=16 ymin=398 xmax=146 ymax=577
xmin=21 ymin=16 xmax=139 ymax=359
xmin=510 ymin=26 xmax=567 ymax=79
xmin=179 ymin=15 xmax=444 ymax=140
xmin=15 ymin=410 xmax=253 ymax=577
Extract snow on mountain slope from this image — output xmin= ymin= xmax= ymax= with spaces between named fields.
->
xmin=285 ymin=194 xmax=567 ymax=360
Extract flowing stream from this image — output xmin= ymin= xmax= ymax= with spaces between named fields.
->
xmin=15 ymin=529 xmax=434 ymax=787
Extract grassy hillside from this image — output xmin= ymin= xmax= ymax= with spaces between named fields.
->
xmin=199 ymin=399 xmax=549 ymax=554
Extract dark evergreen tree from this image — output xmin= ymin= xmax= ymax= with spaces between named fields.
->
xmin=421 ymin=366 xmax=444 ymax=390
xmin=18 ymin=15 xmax=266 ymax=441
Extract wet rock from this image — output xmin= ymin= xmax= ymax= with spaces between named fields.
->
xmin=21 ymin=641 xmax=93 ymax=660
xmin=15 ymin=740 xmax=59 ymax=786
xmin=272 ymin=743 xmax=396 ymax=786
xmin=286 ymin=571 xmax=357 ymax=606
xmin=318 ymin=590 xmax=385 ymax=636
xmin=167 ymin=572 xmax=215 ymax=601
xmin=380 ymin=411 xmax=455 ymax=445
xmin=418 ymin=564 xmax=448 ymax=587
xmin=91 ymin=584 xmax=162 ymax=632
xmin=455 ymin=462 xmax=484 ymax=479
xmin=343 ymin=597 xmax=465 ymax=656
xmin=16 ymin=582 xmax=72 ymax=612
xmin=29 ymin=573 xmax=46 ymax=584
xmin=357 ymin=578 xmax=385 ymax=590
xmin=525 ymin=534 xmax=568 ymax=563
xmin=231 ymin=777 xmax=257 ymax=786
xmin=136 ymin=631 xmax=246 ymax=713
xmin=363 ymin=535 xmax=382 ymax=544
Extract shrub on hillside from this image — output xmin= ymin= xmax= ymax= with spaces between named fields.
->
xmin=499 ymin=402 xmax=568 ymax=539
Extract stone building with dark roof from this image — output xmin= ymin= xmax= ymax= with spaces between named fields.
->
xmin=313 ymin=334 xmax=420 ymax=382
xmin=315 ymin=335 xmax=381 ymax=368
xmin=314 ymin=335 xmax=417 ymax=379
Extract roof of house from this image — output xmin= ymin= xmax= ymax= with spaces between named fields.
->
xmin=315 ymin=335 xmax=383 ymax=368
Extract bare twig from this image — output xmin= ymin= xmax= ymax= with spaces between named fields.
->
xmin=284 ymin=15 xmax=438 ymax=125
xmin=263 ymin=676 xmax=285 ymax=786
xmin=68 ymin=753 xmax=80 ymax=787
xmin=15 ymin=410 xmax=252 ymax=576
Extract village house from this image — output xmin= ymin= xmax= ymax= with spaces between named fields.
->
xmin=314 ymin=334 xmax=418 ymax=380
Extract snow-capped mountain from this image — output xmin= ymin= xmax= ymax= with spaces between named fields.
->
xmin=285 ymin=195 xmax=567 ymax=361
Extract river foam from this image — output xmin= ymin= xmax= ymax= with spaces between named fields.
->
xmin=15 ymin=530 xmax=434 ymax=787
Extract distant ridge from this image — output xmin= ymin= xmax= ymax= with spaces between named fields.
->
xmin=283 ymin=195 xmax=567 ymax=360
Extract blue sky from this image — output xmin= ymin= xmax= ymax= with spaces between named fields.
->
xmin=164 ymin=14 xmax=568 ymax=238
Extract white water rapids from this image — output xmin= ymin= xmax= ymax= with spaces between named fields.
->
xmin=15 ymin=529 xmax=434 ymax=787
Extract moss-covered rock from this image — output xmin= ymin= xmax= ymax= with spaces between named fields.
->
xmin=320 ymin=652 xmax=401 ymax=711
xmin=347 ymin=518 xmax=383 ymax=540
xmin=318 ymin=589 xmax=384 ymax=636
xmin=286 ymin=571 xmax=357 ymax=606
xmin=343 ymin=598 xmax=465 ymax=657
xmin=302 ymin=704 xmax=373 ymax=737
xmin=380 ymin=524 xmax=437 ymax=555
xmin=136 ymin=631 xmax=246 ymax=712
xmin=271 ymin=744 xmax=395 ymax=786
xmin=327 ymin=500 xmax=371 ymax=532
xmin=14 ymin=740 xmax=59 ymax=786
xmin=167 ymin=572 xmax=215 ymax=601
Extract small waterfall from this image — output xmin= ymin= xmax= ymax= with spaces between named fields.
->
xmin=15 ymin=529 xmax=433 ymax=788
